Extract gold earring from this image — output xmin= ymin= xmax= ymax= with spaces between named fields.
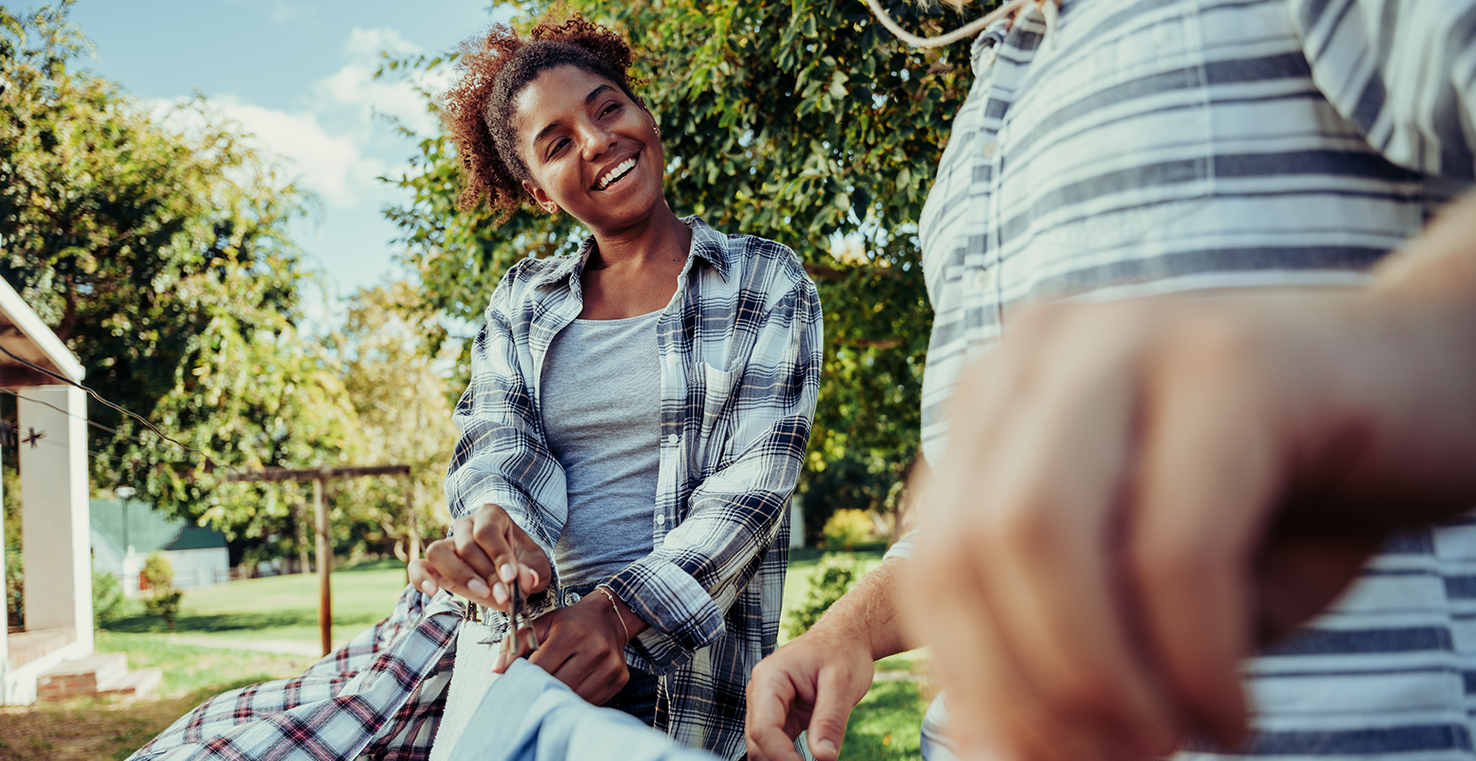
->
xmin=653 ymin=125 xmax=660 ymax=135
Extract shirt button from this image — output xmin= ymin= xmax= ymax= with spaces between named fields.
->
xmin=655 ymin=514 xmax=666 ymax=525
xmin=666 ymin=433 xmax=678 ymax=445
xmin=980 ymin=141 xmax=999 ymax=158
xmin=973 ymin=270 xmax=993 ymax=290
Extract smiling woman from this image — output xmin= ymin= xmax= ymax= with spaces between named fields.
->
xmin=127 ymin=11 xmax=823 ymax=761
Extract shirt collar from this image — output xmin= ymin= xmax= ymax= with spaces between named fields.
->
xmin=529 ymin=215 xmax=731 ymax=288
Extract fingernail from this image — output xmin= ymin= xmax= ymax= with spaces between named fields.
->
xmin=493 ymin=582 xmax=509 ymax=604
xmin=499 ymin=563 xmax=517 ymax=583
xmin=419 ymin=579 xmax=438 ymax=596
xmin=815 ymin=739 xmax=836 ymax=757
xmin=468 ymin=578 xmax=491 ymax=597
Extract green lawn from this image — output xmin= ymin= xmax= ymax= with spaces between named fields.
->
xmin=35 ymin=550 xmax=929 ymax=759
xmin=104 ymin=558 xmax=410 ymax=647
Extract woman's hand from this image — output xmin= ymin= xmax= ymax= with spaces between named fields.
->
xmin=502 ymin=594 xmax=632 ymax=705
xmin=407 ymin=503 xmax=552 ymax=613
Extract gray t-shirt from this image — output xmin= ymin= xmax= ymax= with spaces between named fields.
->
xmin=541 ymin=311 xmax=660 ymax=589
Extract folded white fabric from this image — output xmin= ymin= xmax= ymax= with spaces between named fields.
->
xmin=431 ymin=617 xmax=502 ymax=761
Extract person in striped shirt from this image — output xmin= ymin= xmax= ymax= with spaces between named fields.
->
xmin=745 ymin=1 xmax=1476 ymax=760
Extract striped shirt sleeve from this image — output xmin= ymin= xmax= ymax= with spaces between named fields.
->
xmin=1290 ymin=0 xmax=1476 ymax=179
xmin=610 ymin=279 xmax=823 ymax=664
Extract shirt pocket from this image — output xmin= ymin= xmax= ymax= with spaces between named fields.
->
xmin=695 ymin=361 xmax=739 ymax=472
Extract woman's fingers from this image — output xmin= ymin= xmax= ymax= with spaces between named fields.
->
xmin=424 ymin=539 xmax=496 ymax=606
xmin=406 ymin=559 xmax=442 ymax=597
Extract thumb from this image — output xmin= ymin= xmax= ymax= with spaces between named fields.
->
xmin=806 ymin=669 xmax=857 ymax=761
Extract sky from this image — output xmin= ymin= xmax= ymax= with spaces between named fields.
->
xmin=65 ymin=0 xmax=515 ymax=325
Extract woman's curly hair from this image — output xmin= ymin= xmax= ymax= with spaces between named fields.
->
xmin=441 ymin=13 xmax=639 ymax=219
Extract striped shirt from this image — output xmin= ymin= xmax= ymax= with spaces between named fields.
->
xmin=129 ymin=217 xmax=822 ymax=761
xmin=916 ymin=0 xmax=1476 ymax=758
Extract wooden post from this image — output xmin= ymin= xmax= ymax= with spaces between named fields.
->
xmin=314 ymin=476 xmax=330 ymax=657
xmin=405 ymin=483 xmax=419 ymax=565
xmin=221 ymin=464 xmax=412 ymax=659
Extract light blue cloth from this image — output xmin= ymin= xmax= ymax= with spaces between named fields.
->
xmin=448 ymin=659 xmax=720 ymax=761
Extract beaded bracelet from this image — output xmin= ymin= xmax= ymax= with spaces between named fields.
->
xmin=594 ymin=585 xmax=631 ymax=644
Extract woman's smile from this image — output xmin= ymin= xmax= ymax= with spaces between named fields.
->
xmin=595 ymin=154 xmax=639 ymax=191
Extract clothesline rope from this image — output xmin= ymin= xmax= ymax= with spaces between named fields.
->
xmin=864 ymin=0 xmax=1060 ymax=48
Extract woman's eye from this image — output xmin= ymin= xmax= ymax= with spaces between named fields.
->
xmin=549 ymin=138 xmax=570 ymax=157
xmin=601 ymin=102 xmax=621 ymax=118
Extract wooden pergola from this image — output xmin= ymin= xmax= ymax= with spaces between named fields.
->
xmin=224 ymin=465 xmax=412 ymax=656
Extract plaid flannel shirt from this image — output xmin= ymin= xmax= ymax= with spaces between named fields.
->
xmin=129 ymin=217 xmax=822 ymax=761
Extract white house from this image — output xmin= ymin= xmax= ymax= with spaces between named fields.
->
xmin=1 ymin=277 xmax=93 ymax=704
xmin=1 ymin=278 xmax=158 ymax=703
xmin=90 ymin=497 xmax=230 ymax=596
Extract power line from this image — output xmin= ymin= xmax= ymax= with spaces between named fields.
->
xmin=0 ymin=342 xmax=220 ymax=470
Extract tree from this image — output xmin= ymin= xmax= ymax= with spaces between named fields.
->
xmin=329 ymin=282 xmax=460 ymax=563
xmin=382 ymin=0 xmax=982 ymax=537
xmin=1 ymin=2 xmax=359 ymax=547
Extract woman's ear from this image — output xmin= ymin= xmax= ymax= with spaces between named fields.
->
xmin=523 ymin=180 xmax=560 ymax=215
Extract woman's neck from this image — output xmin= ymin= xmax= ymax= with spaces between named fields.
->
xmin=585 ymin=205 xmax=693 ymax=272
xmin=575 ymin=204 xmax=692 ymax=320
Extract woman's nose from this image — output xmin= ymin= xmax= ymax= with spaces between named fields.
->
xmin=579 ymin=124 xmax=618 ymax=161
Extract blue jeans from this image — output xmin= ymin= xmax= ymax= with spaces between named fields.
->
xmin=562 ymin=582 xmax=659 ymax=727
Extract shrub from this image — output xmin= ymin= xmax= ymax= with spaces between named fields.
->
xmin=784 ymin=553 xmax=863 ymax=639
xmin=140 ymin=552 xmax=183 ymax=631
xmin=143 ymin=586 xmax=184 ymax=632
xmin=92 ymin=565 xmax=126 ymax=627
xmin=5 ymin=543 xmax=22 ymax=628
xmin=141 ymin=552 xmax=174 ymax=590
xmin=822 ymin=509 xmax=874 ymax=551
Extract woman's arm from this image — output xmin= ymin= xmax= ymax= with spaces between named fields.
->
xmin=440 ymin=267 xmax=566 ymax=608
xmin=606 ymin=276 xmax=825 ymax=668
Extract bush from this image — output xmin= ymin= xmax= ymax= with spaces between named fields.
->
xmin=822 ymin=509 xmax=874 ymax=551
xmin=93 ymin=565 xmax=127 ymax=627
xmin=5 ymin=543 xmax=22 ymax=628
xmin=143 ymin=586 xmax=184 ymax=632
xmin=140 ymin=552 xmax=183 ymax=631
xmin=784 ymin=553 xmax=863 ymax=639
xmin=141 ymin=552 xmax=174 ymax=590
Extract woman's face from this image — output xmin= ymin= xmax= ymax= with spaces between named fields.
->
xmin=513 ymin=65 xmax=666 ymax=235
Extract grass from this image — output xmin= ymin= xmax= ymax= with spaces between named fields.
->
xmin=0 ymin=634 xmax=313 ymax=761
xmin=8 ymin=551 xmax=929 ymax=760
xmin=103 ymin=558 xmax=410 ymax=647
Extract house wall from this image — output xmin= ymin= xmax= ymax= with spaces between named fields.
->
xmin=164 ymin=547 xmax=230 ymax=590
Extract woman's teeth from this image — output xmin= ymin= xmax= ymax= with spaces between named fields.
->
xmin=598 ymin=157 xmax=637 ymax=190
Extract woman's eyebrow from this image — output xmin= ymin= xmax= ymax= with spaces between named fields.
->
xmin=584 ymin=84 xmax=615 ymax=105
xmin=531 ymin=85 xmax=619 ymax=146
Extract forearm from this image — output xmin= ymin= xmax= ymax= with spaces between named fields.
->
xmin=811 ymin=556 xmax=912 ymax=662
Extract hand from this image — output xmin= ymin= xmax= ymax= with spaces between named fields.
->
xmin=744 ymin=627 xmax=875 ymax=761
xmin=507 ymin=594 xmax=631 ymax=705
xmin=904 ymin=290 xmax=1476 ymax=761
xmin=407 ymin=504 xmax=552 ymax=613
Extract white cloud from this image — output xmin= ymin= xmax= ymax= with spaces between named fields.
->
xmin=312 ymin=27 xmax=441 ymax=136
xmin=149 ymin=95 xmax=384 ymax=210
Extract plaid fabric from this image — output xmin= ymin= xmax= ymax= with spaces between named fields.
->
xmin=131 ymin=218 xmax=821 ymax=761
xmin=446 ymin=216 xmax=823 ymax=758
xmin=129 ymin=586 xmax=463 ymax=761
